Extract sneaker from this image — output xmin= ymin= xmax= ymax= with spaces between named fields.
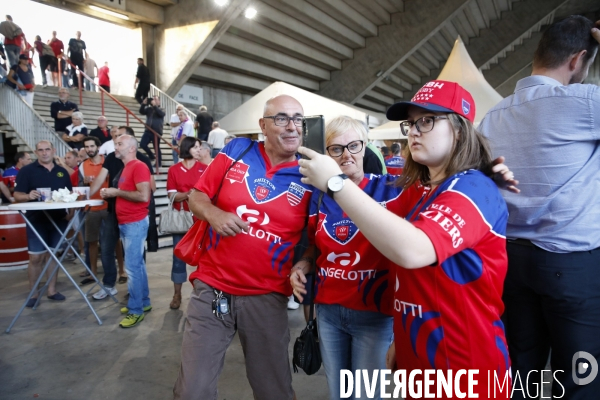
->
xmin=43 ymin=84 xmax=47 ymax=88
xmin=92 ymin=286 xmax=118 ymax=300
xmin=119 ymin=313 xmax=144 ymax=328
xmin=120 ymin=305 xmax=152 ymax=314
xmin=287 ymin=295 xmax=300 ymax=310
xmin=64 ymin=253 xmax=76 ymax=262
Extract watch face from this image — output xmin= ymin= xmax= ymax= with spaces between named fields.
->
xmin=328 ymin=175 xmax=344 ymax=192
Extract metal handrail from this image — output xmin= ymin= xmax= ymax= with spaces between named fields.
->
xmin=64 ymin=59 xmax=176 ymax=171
xmin=0 ymin=83 xmax=71 ymax=157
xmin=149 ymin=84 xmax=197 ymax=122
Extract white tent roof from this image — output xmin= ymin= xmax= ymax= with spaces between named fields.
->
xmin=219 ymin=81 xmax=368 ymax=135
xmin=368 ymin=120 xmax=406 ymax=141
xmin=437 ymin=36 xmax=503 ymax=123
xmin=368 ymin=36 xmax=503 ymax=140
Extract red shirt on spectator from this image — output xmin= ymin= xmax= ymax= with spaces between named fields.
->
xmin=48 ymin=38 xmax=64 ymax=57
xmin=4 ymin=33 xmax=23 ymax=48
xmin=70 ymin=166 xmax=79 ymax=187
xmin=166 ymin=161 xmax=208 ymax=211
xmin=98 ymin=65 xmax=110 ymax=87
xmin=116 ymin=160 xmax=151 ymax=225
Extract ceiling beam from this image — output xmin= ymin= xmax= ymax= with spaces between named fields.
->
xmin=192 ymin=64 xmax=271 ymax=93
xmin=317 ymin=0 xmax=471 ymax=104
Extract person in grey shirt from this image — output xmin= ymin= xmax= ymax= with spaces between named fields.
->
xmin=479 ymin=16 xmax=600 ymax=400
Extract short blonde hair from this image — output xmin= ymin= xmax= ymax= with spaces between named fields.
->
xmin=325 ymin=116 xmax=368 ymax=146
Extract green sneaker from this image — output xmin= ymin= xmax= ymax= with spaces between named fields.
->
xmin=119 ymin=313 xmax=144 ymax=328
xmin=120 ymin=305 xmax=152 ymax=314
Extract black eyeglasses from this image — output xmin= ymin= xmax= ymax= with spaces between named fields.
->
xmin=263 ymin=114 xmax=304 ymax=127
xmin=400 ymin=116 xmax=448 ymax=136
xmin=326 ymin=140 xmax=364 ymax=157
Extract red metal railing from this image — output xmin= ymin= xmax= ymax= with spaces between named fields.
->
xmin=60 ymin=57 xmax=175 ymax=173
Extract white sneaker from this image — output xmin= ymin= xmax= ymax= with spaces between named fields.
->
xmin=287 ymin=295 xmax=300 ymax=310
xmin=92 ymin=286 xmax=118 ymax=300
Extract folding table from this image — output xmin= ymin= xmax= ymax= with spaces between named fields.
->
xmin=6 ymin=200 xmax=118 ymax=333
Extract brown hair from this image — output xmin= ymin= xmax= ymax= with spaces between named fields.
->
xmin=395 ymin=113 xmax=493 ymax=189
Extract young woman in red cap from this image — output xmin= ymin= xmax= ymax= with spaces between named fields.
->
xmin=298 ymin=80 xmax=516 ymax=398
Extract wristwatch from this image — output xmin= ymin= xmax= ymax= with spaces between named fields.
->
xmin=327 ymin=174 xmax=348 ymax=198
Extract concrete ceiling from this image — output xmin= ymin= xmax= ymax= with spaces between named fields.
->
xmin=36 ymin=0 xmax=600 ymax=111
xmin=189 ymin=0 xmax=600 ymax=112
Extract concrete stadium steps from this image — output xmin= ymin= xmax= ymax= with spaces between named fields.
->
xmin=30 ymin=86 xmax=176 ymax=249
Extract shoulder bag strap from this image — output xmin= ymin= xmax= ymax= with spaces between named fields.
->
xmin=308 ymin=191 xmax=324 ymax=321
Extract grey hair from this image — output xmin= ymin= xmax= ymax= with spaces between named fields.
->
xmin=200 ymin=141 xmax=212 ymax=152
xmin=72 ymin=111 xmax=84 ymax=121
xmin=199 ymin=105 xmax=208 ymax=112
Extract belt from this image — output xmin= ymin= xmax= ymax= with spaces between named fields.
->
xmin=507 ymin=238 xmax=536 ymax=247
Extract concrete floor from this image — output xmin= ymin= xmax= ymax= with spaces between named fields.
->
xmin=0 ymin=249 xmax=329 ymax=400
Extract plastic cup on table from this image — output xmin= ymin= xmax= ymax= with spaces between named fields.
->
xmin=37 ymin=188 xmax=51 ymax=202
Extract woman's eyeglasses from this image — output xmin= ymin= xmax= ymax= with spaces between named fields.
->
xmin=326 ymin=140 xmax=364 ymax=157
xmin=400 ymin=116 xmax=448 ymax=136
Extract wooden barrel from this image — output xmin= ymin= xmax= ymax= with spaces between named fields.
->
xmin=0 ymin=206 xmax=28 ymax=270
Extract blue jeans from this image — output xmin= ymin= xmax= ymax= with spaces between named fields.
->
xmin=119 ymin=217 xmax=150 ymax=315
xmin=171 ymin=233 xmax=187 ymax=284
xmin=316 ymin=304 xmax=393 ymax=400
xmin=100 ymin=212 xmax=119 ymax=287
xmin=4 ymin=44 xmax=20 ymax=68
xmin=172 ymin=138 xmax=179 ymax=164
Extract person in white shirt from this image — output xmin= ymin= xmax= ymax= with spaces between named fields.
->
xmin=206 ymin=121 xmax=228 ymax=158
xmin=99 ymin=126 xmax=119 ymax=155
xmin=169 ymin=105 xmax=184 ymax=163
xmin=174 ymin=110 xmax=194 ymax=145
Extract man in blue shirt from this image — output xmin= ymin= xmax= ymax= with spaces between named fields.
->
xmin=480 ymin=16 xmax=600 ymax=399
xmin=14 ymin=141 xmax=72 ymax=307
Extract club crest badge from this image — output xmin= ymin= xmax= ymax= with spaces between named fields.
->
xmin=287 ymin=182 xmax=306 ymax=206
xmin=255 ymin=186 xmax=269 ymax=201
xmin=335 ymin=225 xmax=349 ymax=241
xmin=462 ymin=99 xmax=471 ymax=116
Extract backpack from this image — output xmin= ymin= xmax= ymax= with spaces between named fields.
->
xmin=41 ymin=43 xmax=55 ymax=57
xmin=0 ymin=21 xmax=23 ymax=40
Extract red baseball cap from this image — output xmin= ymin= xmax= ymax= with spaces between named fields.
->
xmin=386 ymin=80 xmax=476 ymax=123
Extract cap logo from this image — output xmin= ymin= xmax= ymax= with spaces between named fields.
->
xmin=462 ymin=99 xmax=471 ymax=115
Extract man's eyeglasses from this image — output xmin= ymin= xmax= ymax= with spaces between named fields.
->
xmin=326 ymin=140 xmax=364 ymax=157
xmin=263 ymin=114 xmax=304 ymax=127
xmin=400 ymin=116 xmax=448 ymax=136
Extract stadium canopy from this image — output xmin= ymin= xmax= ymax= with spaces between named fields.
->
xmin=368 ymin=36 xmax=503 ymax=140
xmin=219 ymin=81 xmax=368 ymax=136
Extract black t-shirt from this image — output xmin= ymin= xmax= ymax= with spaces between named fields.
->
xmin=50 ymin=100 xmax=79 ymax=133
xmin=14 ymin=161 xmax=73 ymax=222
xmin=136 ymin=64 xmax=150 ymax=86
xmin=363 ymin=146 xmax=385 ymax=175
xmin=195 ymin=111 xmax=214 ymax=140
xmin=7 ymin=64 xmax=34 ymax=89
xmin=89 ymin=127 xmax=111 ymax=145
xmin=102 ymin=151 xmax=153 ymax=212
xmin=68 ymin=39 xmax=86 ymax=55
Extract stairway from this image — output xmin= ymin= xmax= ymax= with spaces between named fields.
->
xmin=30 ymin=86 xmax=176 ymax=248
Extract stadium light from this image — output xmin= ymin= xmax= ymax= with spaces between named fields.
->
xmin=245 ymin=8 xmax=257 ymax=19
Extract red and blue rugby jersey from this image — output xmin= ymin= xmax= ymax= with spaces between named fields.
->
xmin=393 ymin=170 xmax=510 ymax=398
xmin=190 ymin=138 xmax=313 ymax=296
xmin=309 ymin=174 xmax=402 ymax=315
xmin=384 ymin=155 xmax=405 ymax=176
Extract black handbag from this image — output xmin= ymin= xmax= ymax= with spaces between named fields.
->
xmin=292 ymin=193 xmax=323 ymax=375
xmin=292 ymin=297 xmax=321 ymax=374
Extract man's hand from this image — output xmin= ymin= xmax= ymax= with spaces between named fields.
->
xmin=28 ymin=190 xmax=41 ymax=201
xmin=205 ymin=208 xmax=249 ymax=237
xmin=100 ymin=188 xmax=119 ymax=199
xmin=62 ymin=133 xmax=71 ymax=142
